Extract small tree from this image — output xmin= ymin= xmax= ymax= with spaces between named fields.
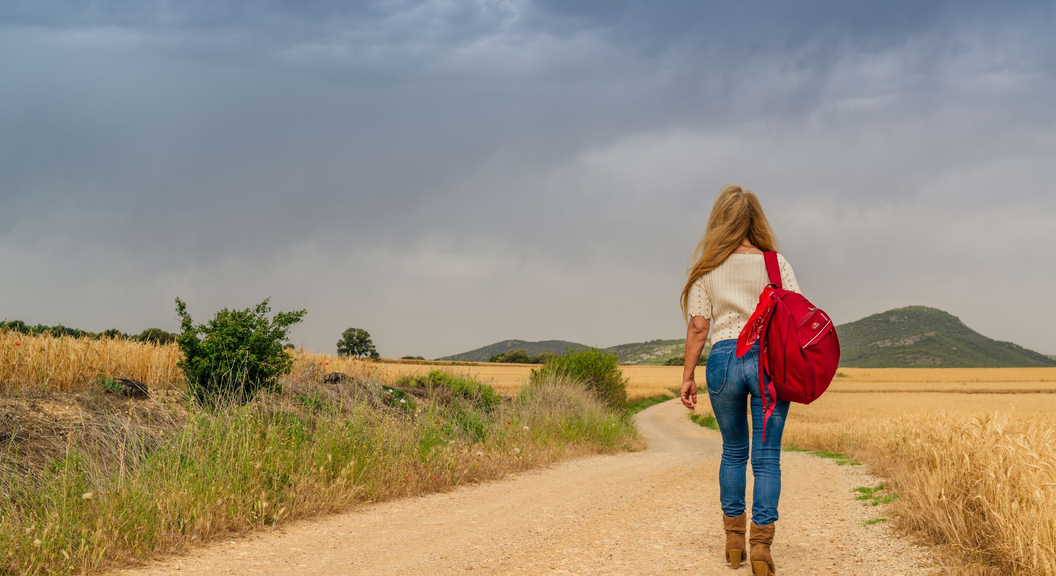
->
xmin=175 ymin=298 xmax=306 ymax=405
xmin=337 ymin=327 xmax=380 ymax=359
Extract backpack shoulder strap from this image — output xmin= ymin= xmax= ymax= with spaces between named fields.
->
xmin=763 ymin=251 xmax=782 ymax=289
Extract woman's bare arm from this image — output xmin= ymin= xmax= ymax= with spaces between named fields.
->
xmin=681 ymin=315 xmax=710 ymax=409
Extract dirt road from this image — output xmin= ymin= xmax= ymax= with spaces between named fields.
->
xmin=119 ymin=399 xmax=933 ymax=575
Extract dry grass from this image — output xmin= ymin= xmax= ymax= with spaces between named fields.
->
xmin=785 ymin=413 xmax=1056 ymax=575
xmin=0 ymin=333 xmax=481 ymax=394
xmin=795 ymin=392 xmax=1056 ymax=422
xmin=0 ymin=372 xmax=641 ymax=575
xmin=1 ymin=332 xmax=183 ymax=394
xmin=366 ymin=364 xmax=687 ymax=400
xmin=680 ymin=363 xmax=1056 ymax=574
xmin=11 ymin=329 xmax=1056 ymax=400
xmin=0 ymin=333 xmax=684 ymax=399
xmin=833 ymin=366 xmax=1056 ymax=383
xmin=780 ymin=372 xmax=1056 ymax=575
xmin=379 ymin=362 xmax=538 ymax=397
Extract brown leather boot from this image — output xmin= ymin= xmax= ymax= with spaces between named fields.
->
xmin=722 ymin=513 xmax=747 ymax=568
xmin=749 ymin=522 xmax=777 ymax=576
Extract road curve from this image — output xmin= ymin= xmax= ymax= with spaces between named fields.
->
xmin=118 ymin=399 xmax=932 ymax=575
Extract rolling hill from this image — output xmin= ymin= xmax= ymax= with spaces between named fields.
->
xmin=835 ymin=306 xmax=1056 ymax=368
xmin=438 ymin=338 xmax=686 ymax=364
xmin=441 ymin=306 xmax=1056 ymax=368
xmin=438 ymin=339 xmax=589 ymax=362
xmin=601 ymin=339 xmax=688 ymax=365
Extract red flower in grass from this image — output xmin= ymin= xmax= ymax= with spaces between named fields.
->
xmin=325 ymin=362 xmax=330 ymax=365
xmin=13 ymin=342 xmax=20 ymax=346
xmin=506 ymin=421 xmax=511 ymax=425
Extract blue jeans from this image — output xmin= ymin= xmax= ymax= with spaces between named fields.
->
xmin=705 ymin=338 xmax=790 ymax=526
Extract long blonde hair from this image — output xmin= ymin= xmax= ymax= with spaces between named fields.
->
xmin=680 ymin=184 xmax=779 ymax=321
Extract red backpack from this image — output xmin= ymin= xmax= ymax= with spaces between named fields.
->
xmin=736 ymin=251 xmax=840 ymax=441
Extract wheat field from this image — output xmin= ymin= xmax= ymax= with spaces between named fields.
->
xmin=775 ymin=369 xmax=1056 ymax=575
xmin=6 ymin=330 xmax=1056 ymax=399
xmin=0 ymin=332 xmax=422 ymax=394
xmin=0 ymin=332 xmax=677 ymax=397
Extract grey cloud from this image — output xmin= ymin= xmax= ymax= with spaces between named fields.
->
xmin=1 ymin=1 xmax=1055 ymax=357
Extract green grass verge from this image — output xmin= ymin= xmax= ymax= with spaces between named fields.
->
xmin=0 ymin=373 xmax=638 ymax=575
xmin=782 ymin=445 xmax=861 ymax=466
xmin=625 ymin=393 xmax=675 ymax=415
xmin=689 ymin=412 xmax=718 ymax=430
xmin=853 ymin=484 xmax=899 ymax=506
xmin=862 ymin=517 xmax=888 ymax=526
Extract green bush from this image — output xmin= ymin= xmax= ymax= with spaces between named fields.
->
xmin=393 ymin=371 xmax=501 ymax=441
xmin=489 ymin=349 xmax=532 ymax=363
xmin=175 ymin=298 xmax=306 ymax=406
xmin=664 ymin=354 xmax=707 ymax=366
xmin=533 ymin=351 xmax=557 ymax=364
xmin=395 ymin=370 xmax=500 ymax=411
xmin=489 ymin=349 xmax=557 ymax=364
xmin=530 ymin=349 xmax=628 ymax=409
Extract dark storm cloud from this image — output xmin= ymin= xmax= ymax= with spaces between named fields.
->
xmin=2 ymin=0 xmax=1055 ymax=358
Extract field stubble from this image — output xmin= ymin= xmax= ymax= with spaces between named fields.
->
xmin=781 ymin=369 xmax=1056 ymax=575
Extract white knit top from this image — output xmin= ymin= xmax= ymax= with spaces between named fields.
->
xmin=687 ymin=253 xmax=801 ymax=343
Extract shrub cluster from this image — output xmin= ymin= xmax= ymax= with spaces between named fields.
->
xmin=530 ymin=348 xmax=628 ymax=409
xmin=395 ymin=370 xmax=501 ymax=411
xmin=175 ymin=298 xmax=306 ymax=405
xmin=489 ymin=349 xmax=556 ymax=364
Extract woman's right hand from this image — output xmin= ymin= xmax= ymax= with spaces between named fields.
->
xmin=680 ymin=378 xmax=698 ymax=410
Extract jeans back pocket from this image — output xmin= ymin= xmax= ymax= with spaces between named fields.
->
xmin=705 ymin=347 xmax=733 ymax=395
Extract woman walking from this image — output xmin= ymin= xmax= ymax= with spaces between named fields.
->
xmin=679 ymin=184 xmax=800 ymax=576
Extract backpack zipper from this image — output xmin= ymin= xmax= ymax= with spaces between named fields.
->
xmin=795 ymin=307 xmax=818 ymax=331
xmin=803 ymin=316 xmax=832 ymax=348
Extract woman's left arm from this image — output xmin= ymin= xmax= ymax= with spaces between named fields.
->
xmin=681 ymin=315 xmax=710 ymax=409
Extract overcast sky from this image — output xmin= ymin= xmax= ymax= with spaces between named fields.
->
xmin=2 ymin=1 xmax=1055 ymax=358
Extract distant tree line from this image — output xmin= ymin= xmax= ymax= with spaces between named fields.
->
xmin=488 ymin=349 xmax=558 ymax=364
xmin=0 ymin=320 xmax=178 ymax=344
xmin=664 ymin=354 xmax=707 ymax=366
